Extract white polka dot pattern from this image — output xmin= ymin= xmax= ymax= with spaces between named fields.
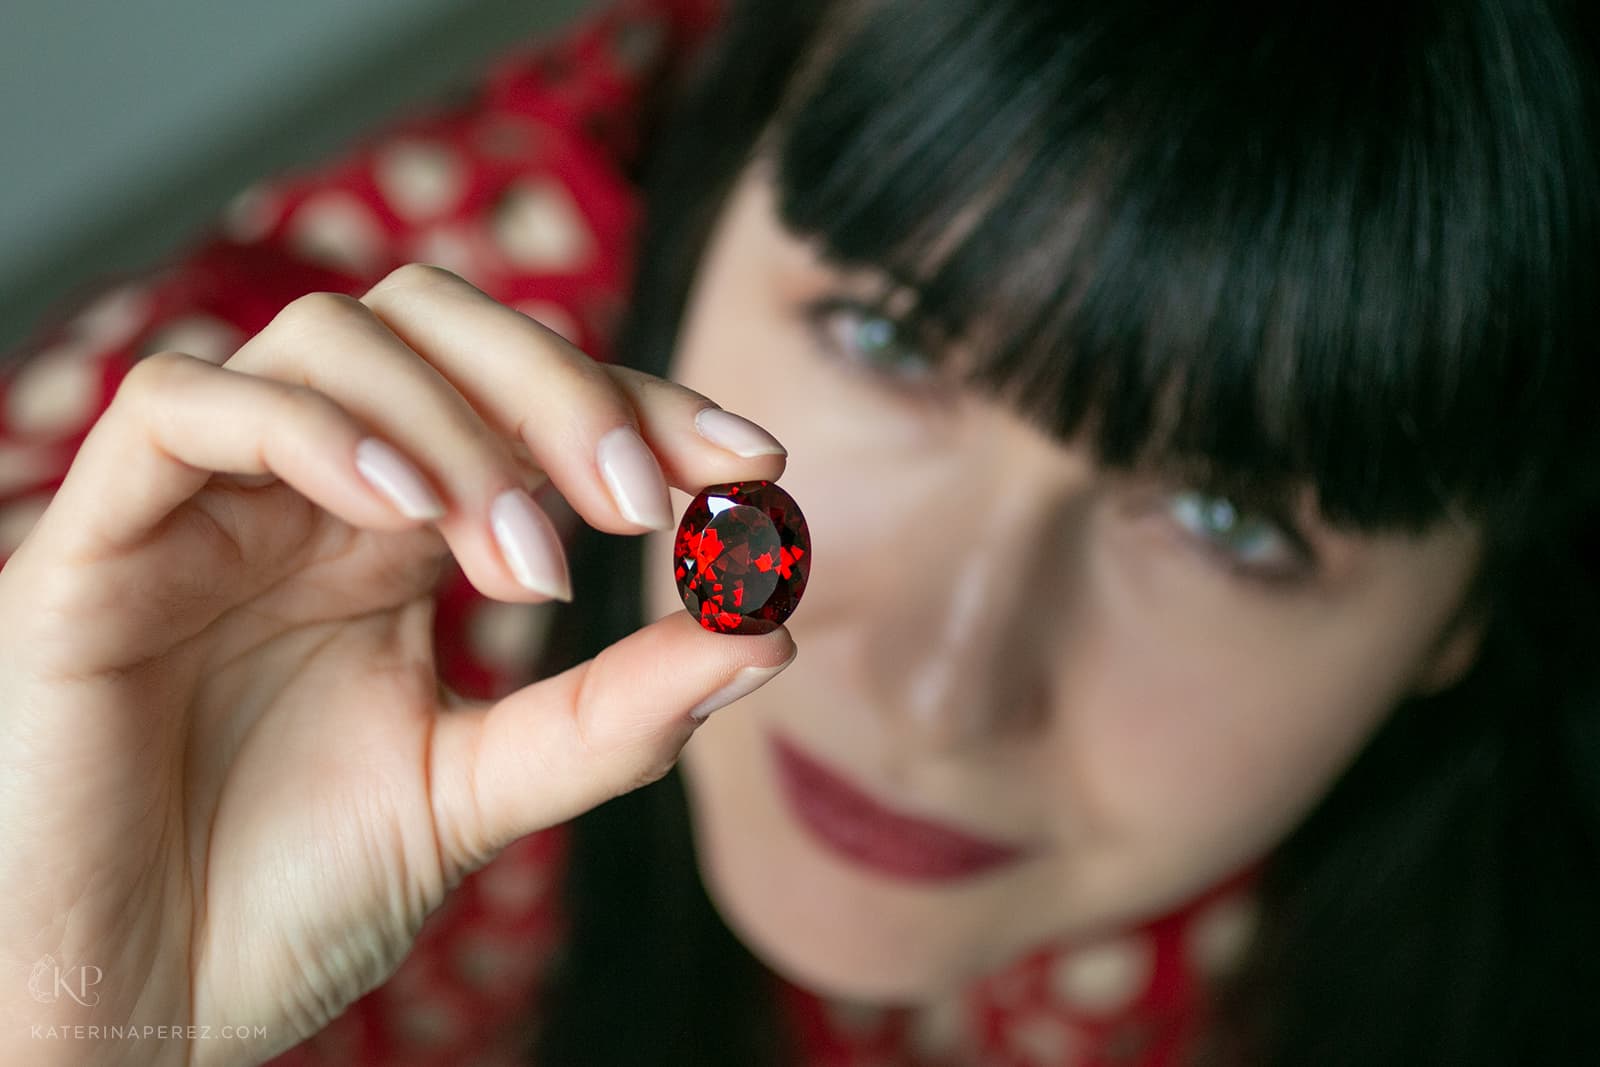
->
xmin=450 ymin=933 xmax=524 ymax=990
xmin=907 ymin=994 xmax=972 ymax=1060
xmin=1048 ymin=934 xmax=1155 ymax=1015
xmin=1185 ymin=893 xmax=1259 ymax=978
xmin=395 ymin=1000 xmax=466 ymax=1046
xmin=409 ymin=223 xmax=490 ymax=283
xmin=4 ymin=340 xmax=102 ymax=438
xmin=374 ymin=139 xmax=468 ymax=223
xmin=138 ymin=314 xmax=245 ymax=363
xmin=64 ymin=283 xmax=154 ymax=349
xmin=1007 ymin=1013 xmax=1087 ymax=1063
xmin=473 ymin=845 xmax=549 ymax=918
xmin=287 ymin=190 xmax=387 ymax=274
xmin=221 ymin=181 xmax=283 ymax=242
xmin=490 ymin=178 xmax=594 ymax=272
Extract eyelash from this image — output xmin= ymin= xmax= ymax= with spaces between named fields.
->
xmin=798 ymin=295 xmax=943 ymax=394
xmin=1165 ymin=487 xmax=1318 ymax=587
xmin=799 ymin=294 xmax=1320 ymax=586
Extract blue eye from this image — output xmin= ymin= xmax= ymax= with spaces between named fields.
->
xmin=1168 ymin=489 xmax=1311 ymax=583
xmin=801 ymin=296 xmax=937 ymax=385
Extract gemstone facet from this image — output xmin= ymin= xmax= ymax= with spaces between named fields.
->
xmin=674 ymin=480 xmax=810 ymax=634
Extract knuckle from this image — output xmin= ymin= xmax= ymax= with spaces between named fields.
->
xmin=115 ymin=349 xmax=200 ymax=406
xmin=539 ymin=337 xmax=625 ymax=402
xmin=371 ymin=261 xmax=466 ymax=299
xmin=546 ymin=368 xmax=617 ymax=425
xmin=609 ymin=363 xmax=707 ymax=407
xmin=274 ymin=290 xmax=370 ymax=335
xmin=269 ymin=380 xmax=345 ymax=428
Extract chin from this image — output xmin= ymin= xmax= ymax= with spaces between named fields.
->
xmin=692 ymin=820 xmax=957 ymax=1002
xmin=679 ymin=729 xmax=1012 ymax=1003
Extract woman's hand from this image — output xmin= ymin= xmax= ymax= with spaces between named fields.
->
xmin=0 ymin=264 xmax=794 ymax=1067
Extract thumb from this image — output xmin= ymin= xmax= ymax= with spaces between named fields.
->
xmin=427 ymin=610 xmax=796 ymax=873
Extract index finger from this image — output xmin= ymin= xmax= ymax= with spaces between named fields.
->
xmin=359 ymin=265 xmax=787 ymax=531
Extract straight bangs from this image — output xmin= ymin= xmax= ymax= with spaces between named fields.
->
xmin=764 ymin=0 xmax=1600 ymax=540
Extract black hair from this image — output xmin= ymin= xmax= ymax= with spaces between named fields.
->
xmin=531 ymin=1 xmax=1600 ymax=1064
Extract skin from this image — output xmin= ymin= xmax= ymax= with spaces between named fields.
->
xmin=644 ymin=155 xmax=1489 ymax=1002
xmin=0 ymin=147 xmax=1485 ymax=1067
xmin=0 ymin=264 xmax=793 ymax=1067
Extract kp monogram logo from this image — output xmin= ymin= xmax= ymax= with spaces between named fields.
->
xmin=28 ymin=955 xmax=103 ymax=1007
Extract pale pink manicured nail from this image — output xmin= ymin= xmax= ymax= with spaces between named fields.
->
xmin=490 ymin=488 xmax=573 ymax=601
xmin=693 ymin=407 xmax=787 ymax=458
xmin=596 ymin=425 xmax=674 ymax=529
xmin=688 ymin=648 xmax=797 ymax=722
xmin=354 ymin=437 xmax=446 ymax=520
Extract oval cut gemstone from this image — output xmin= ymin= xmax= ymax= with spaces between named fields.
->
xmin=674 ymin=480 xmax=810 ymax=635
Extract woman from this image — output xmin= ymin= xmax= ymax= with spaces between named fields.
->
xmin=1 ymin=0 xmax=1595 ymax=1064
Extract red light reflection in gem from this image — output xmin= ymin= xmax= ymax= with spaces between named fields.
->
xmin=674 ymin=480 xmax=810 ymax=635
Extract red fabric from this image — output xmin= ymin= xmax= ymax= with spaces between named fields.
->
xmin=0 ymin=2 xmax=1261 ymax=1063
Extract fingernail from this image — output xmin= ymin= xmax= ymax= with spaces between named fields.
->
xmin=693 ymin=407 xmax=787 ymax=459
xmin=490 ymin=488 xmax=573 ymax=601
xmin=355 ymin=437 xmax=446 ymax=520
xmin=596 ymin=425 xmax=674 ymax=530
xmin=687 ymin=647 xmax=797 ymax=722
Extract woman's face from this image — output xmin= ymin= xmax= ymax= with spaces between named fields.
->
xmin=641 ymin=156 xmax=1487 ymax=1001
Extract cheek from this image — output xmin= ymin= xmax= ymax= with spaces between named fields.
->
xmin=1060 ymin=521 xmax=1432 ymax=874
xmin=1068 ymin=632 xmax=1387 ymax=860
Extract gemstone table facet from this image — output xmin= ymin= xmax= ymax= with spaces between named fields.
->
xmin=674 ymin=480 xmax=810 ymax=635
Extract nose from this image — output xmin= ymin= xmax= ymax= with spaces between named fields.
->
xmin=865 ymin=434 xmax=1092 ymax=752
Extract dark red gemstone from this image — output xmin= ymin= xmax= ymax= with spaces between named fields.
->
xmin=674 ymin=480 xmax=810 ymax=635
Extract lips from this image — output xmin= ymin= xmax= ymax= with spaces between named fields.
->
xmin=768 ymin=731 xmax=1029 ymax=883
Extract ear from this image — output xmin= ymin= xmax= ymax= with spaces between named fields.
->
xmin=1408 ymin=603 xmax=1489 ymax=697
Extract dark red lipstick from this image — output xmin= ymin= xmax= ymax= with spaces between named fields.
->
xmin=768 ymin=731 xmax=1029 ymax=883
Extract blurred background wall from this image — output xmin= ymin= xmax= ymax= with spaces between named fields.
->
xmin=0 ymin=0 xmax=589 ymax=353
